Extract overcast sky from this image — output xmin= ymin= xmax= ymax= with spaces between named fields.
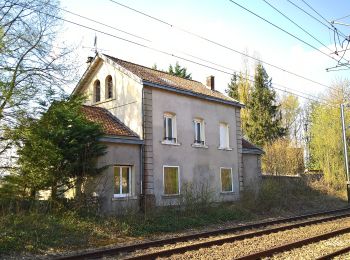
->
xmin=59 ymin=0 xmax=350 ymax=102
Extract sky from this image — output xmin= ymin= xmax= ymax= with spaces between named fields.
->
xmin=58 ymin=0 xmax=350 ymax=103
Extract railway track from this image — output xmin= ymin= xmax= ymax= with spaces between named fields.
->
xmin=316 ymin=245 xmax=350 ymax=260
xmin=234 ymin=226 xmax=350 ymax=260
xmin=54 ymin=207 xmax=350 ymax=260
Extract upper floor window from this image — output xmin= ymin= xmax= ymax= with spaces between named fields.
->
xmin=105 ymin=75 xmax=113 ymax=99
xmin=94 ymin=80 xmax=101 ymax=103
xmin=163 ymin=113 xmax=177 ymax=144
xmin=219 ymin=123 xmax=230 ymax=149
xmin=194 ymin=118 xmax=205 ymax=145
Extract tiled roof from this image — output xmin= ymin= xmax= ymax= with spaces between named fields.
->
xmin=242 ymin=138 xmax=264 ymax=154
xmin=81 ymin=105 xmax=139 ymax=138
xmin=104 ymin=54 xmax=242 ymax=106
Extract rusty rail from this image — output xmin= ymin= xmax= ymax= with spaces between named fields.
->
xmin=316 ymin=245 xmax=350 ymax=260
xmin=54 ymin=207 xmax=350 ymax=260
xmin=235 ymin=227 xmax=350 ymax=260
xmin=124 ymin=212 xmax=350 ymax=260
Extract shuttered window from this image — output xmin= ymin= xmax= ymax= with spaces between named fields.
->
xmin=219 ymin=123 xmax=229 ymax=148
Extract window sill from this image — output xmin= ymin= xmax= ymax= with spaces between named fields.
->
xmin=220 ymin=191 xmax=236 ymax=195
xmin=218 ymin=147 xmax=233 ymax=151
xmin=191 ymin=143 xmax=208 ymax=149
xmin=112 ymin=195 xmax=138 ymax=201
xmin=93 ymin=98 xmax=116 ymax=105
xmin=161 ymin=194 xmax=182 ymax=199
xmin=161 ymin=141 xmax=181 ymax=146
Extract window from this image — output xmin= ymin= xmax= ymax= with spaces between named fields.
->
xmin=194 ymin=119 xmax=205 ymax=145
xmin=114 ymin=166 xmax=131 ymax=197
xmin=219 ymin=123 xmax=230 ymax=149
xmin=163 ymin=166 xmax=180 ymax=195
xmin=163 ymin=113 xmax=177 ymax=143
xmin=105 ymin=75 xmax=113 ymax=99
xmin=220 ymin=168 xmax=233 ymax=192
xmin=94 ymin=80 xmax=101 ymax=102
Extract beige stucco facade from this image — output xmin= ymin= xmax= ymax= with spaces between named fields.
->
xmin=242 ymin=153 xmax=262 ymax=191
xmin=91 ymin=142 xmax=142 ymax=214
xmin=150 ymin=88 xmax=241 ymax=205
xmin=76 ymin=54 xmax=262 ymax=214
xmin=78 ymin=57 xmax=144 ymax=137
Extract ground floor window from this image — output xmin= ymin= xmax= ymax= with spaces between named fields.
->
xmin=163 ymin=166 xmax=180 ymax=195
xmin=114 ymin=166 xmax=131 ymax=197
xmin=220 ymin=167 xmax=233 ymax=192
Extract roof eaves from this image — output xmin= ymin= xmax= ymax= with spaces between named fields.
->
xmin=242 ymin=148 xmax=264 ymax=155
xmin=99 ymin=135 xmax=143 ymax=145
xmin=143 ymin=80 xmax=244 ymax=108
xmin=72 ymin=53 xmax=102 ymax=95
xmin=103 ymin=54 xmax=143 ymax=85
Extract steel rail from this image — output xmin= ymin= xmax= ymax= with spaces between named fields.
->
xmin=234 ymin=226 xmax=350 ymax=260
xmin=124 ymin=212 xmax=350 ymax=260
xmin=316 ymin=245 xmax=350 ymax=260
xmin=54 ymin=207 xmax=350 ymax=260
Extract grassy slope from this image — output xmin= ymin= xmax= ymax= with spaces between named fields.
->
xmin=0 ymin=178 xmax=347 ymax=256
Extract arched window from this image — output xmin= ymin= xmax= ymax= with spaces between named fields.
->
xmin=94 ymin=80 xmax=101 ymax=102
xmin=105 ymin=75 xmax=113 ymax=99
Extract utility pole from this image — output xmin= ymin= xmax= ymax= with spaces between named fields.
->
xmin=340 ymin=104 xmax=350 ymax=203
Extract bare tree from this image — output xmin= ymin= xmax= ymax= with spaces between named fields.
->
xmin=0 ymin=0 xmax=76 ymax=171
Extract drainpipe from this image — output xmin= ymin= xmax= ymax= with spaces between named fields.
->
xmin=140 ymin=87 xmax=145 ymax=196
xmin=140 ymin=143 xmax=144 ymax=195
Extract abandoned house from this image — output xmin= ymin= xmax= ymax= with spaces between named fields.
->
xmin=73 ymin=53 xmax=263 ymax=214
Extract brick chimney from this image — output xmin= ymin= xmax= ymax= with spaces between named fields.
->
xmin=206 ymin=75 xmax=215 ymax=90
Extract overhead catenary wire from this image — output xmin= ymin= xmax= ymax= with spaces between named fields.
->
xmin=44 ymin=1 xmax=150 ymax=42
xmin=262 ymin=0 xmax=333 ymax=53
xmin=226 ymin=0 xmax=350 ymax=69
xmin=11 ymin=1 xmax=332 ymax=105
xmin=297 ymin=0 xmax=350 ymax=68
xmin=108 ymin=0 xmax=336 ymax=91
xmin=332 ymin=13 xmax=350 ymax=23
xmin=300 ymin=0 xmax=348 ymax=38
xmin=286 ymin=0 xmax=348 ymax=40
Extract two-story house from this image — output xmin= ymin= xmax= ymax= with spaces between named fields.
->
xmin=73 ymin=53 xmax=263 ymax=214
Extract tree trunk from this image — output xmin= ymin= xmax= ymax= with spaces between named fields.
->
xmin=51 ymin=185 xmax=58 ymax=201
xmin=75 ymin=176 xmax=83 ymax=200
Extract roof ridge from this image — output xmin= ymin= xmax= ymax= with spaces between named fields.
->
xmin=103 ymin=53 xmax=204 ymax=85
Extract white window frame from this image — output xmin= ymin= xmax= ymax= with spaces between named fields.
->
xmin=163 ymin=113 xmax=177 ymax=144
xmin=219 ymin=122 xmax=230 ymax=149
xmin=113 ymin=166 xmax=131 ymax=198
xmin=163 ymin=165 xmax=180 ymax=195
xmin=193 ymin=118 xmax=205 ymax=146
xmin=220 ymin=167 xmax=233 ymax=193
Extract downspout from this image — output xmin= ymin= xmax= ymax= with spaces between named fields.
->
xmin=140 ymin=87 xmax=145 ymax=195
xmin=140 ymin=143 xmax=144 ymax=195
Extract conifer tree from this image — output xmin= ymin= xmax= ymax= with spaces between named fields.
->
xmin=168 ymin=62 xmax=192 ymax=79
xmin=226 ymin=72 xmax=239 ymax=100
xmin=245 ymin=63 xmax=285 ymax=147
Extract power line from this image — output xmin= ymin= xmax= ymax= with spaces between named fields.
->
xmin=108 ymin=0 xmax=336 ymax=91
xmin=226 ymin=0 xmax=350 ymax=68
xmin=286 ymin=0 xmax=348 ymax=40
xmin=332 ymin=13 xmax=350 ymax=23
xmin=298 ymin=0 xmax=350 ymax=64
xmin=262 ymin=0 xmax=333 ymax=53
xmin=300 ymin=0 xmax=347 ymax=37
xmin=44 ymin=2 xmax=150 ymax=42
xmin=12 ymin=1 xmax=331 ymax=105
